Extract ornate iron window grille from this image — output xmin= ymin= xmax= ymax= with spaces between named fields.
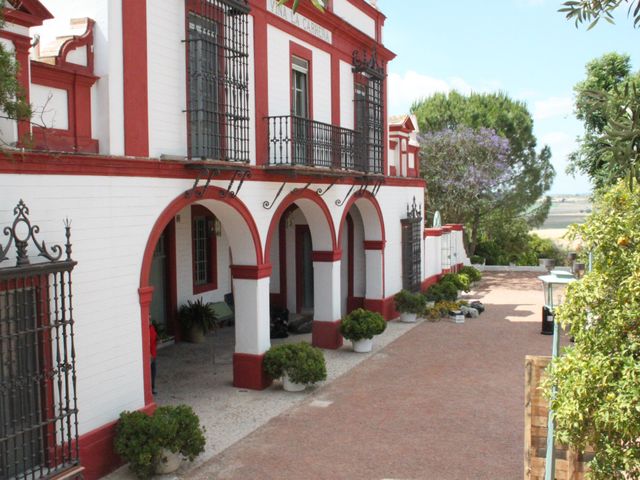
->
xmin=401 ymin=197 xmax=422 ymax=292
xmin=0 ymin=200 xmax=80 ymax=480
xmin=186 ymin=0 xmax=251 ymax=163
xmin=353 ymin=49 xmax=385 ymax=175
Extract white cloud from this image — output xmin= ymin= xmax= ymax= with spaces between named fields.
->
xmin=533 ymin=96 xmax=573 ymax=121
xmin=388 ymin=70 xmax=502 ymax=115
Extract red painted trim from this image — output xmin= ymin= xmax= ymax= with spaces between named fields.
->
xmin=347 ymin=296 xmax=364 ymax=313
xmin=0 ymin=152 xmax=427 ymax=188
xmin=442 ymin=226 xmax=453 ymax=233
xmin=331 ymin=52 xmax=341 ymax=127
xmin=275 ymin=205 xmax=295 ymax=308
xmin=364 ymin=240 xmax=385 ymax=251
xmin=51 ymin=19 xmax=95 ymax=74
xmin=312 ymin=250 xmax=342 ymax=262
xmin=233 ymin=353 xmax=272 ymax=390
xmin=448 ymin=224 xmax=464 ymax=232
xmin=0 ymin=31 xmax=31 ymax=143
xmin=264 ymin=188 xmax=338 ymax=261
xmin=78 ymin=403 xmax=155 ymax=480
xmin=253 ymin=7 xmax=269 ymax=166
xmin=191 ymin=205 xmax=218 ymax=294
xmin=424 ymin=228 xmax=443 ymax=237
xmin=337 ymin=190 xmax=385 ymax=248
xmin=230 ymin=264 xmax=273 ymax=280
xmin=3 ymin=0 xmax=53 ymax=27
xmin=421 ymin=274 xmax=440 ymax=291
xmin=312 ymin=319 xmax=343 ymax=350
xmin=122 ymin=0 xmax=149 ymax=157
xmin=138 ymin=286 xmax=154 ymax=405
xmin=30 ymin=61 xmax=99 ymax=153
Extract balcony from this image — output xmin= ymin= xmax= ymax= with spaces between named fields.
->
xmin=266 ymin=115 xmax=382 ymax=175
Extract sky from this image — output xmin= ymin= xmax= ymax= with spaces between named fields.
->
xmin=377 ymin=0 xmax=638 ymax=195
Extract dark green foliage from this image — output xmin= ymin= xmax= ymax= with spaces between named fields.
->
xmin=459 ymin=266 xmax=482 ymax=283
xmin=425 ymin=280 xmax=458 ymax=302
xmin=114 ymin=405 xmax=206 ymax=480
xmin=470 ymin=254 xmax=486 ymax=265
xmin=412 ymin=91 xmax=554 ymax=253
xmin=263 ymin=342 xmax=327 ymax=385
xmin=559 ymin=0 xmax=640 ymax=29
xmin=0 ymin=1 xmax=32 ymax=127
xmin=569 ymin=53 xmax=640 ymax=189
xmin=178 ymin=298 xmax=217 ymax=332
xmin=441 ymin=273 xmax=470 ymax=292
xmin=393 ymin=290 xmax=426 ymax=314
xmin=277 ymin=0 xmax=326 ymax=12
xmin=339 ymin=308 xmax=386 ymax=342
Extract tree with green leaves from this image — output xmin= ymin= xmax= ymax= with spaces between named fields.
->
xmin=543 ymin=180 xmax=640 ymax=479
xmin=412 ymin=91 xmax=555 ymax=253
xmin=277 ymin=0 xmax=326 ymax=12
xmin=569 ymin=53 xmax=640 ymax=189
xmin=0 ymin=0 xmax=31 ymax=128
xmin=560 ymin=0 xmax=640 ymax=29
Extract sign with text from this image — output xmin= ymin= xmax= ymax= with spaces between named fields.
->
xmin=267 ymin=0 xmax=332 ymax=44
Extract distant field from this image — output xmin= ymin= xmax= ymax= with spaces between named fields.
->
xmin=531 ymin=195 xmax=592 ymax=247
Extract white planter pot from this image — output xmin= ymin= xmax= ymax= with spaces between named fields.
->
xmin=400 ymin=312 xmax=417 ymax=323
xmin=155 ymin=448 xmax=182 ymax=475
xmin=283 ymin=373 xmax=306 ymax=392
xmin=352 ymin=338 xmax=373 ymax=353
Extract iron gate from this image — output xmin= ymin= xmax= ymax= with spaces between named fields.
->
xmin=0 ymin=200 xmax=80 ymax=479
xmin=401 ymin=198 xmax=422 ymax=292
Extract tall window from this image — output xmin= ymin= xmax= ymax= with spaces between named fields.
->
xmin=291 ymin=55 xmax=310 ymax=165
xmin=192 ymin=206 xmax=218 ymax=294
xmin=186 ymin=0 xmax=250 ymax=162
xmin=353 ymin=51 xmax=385 ymax=174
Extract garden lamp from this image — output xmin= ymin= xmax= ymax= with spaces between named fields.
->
xmin=537 ymin=269 xmax=576 ymax=480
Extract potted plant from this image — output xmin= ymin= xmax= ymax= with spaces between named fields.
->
xmin=114 ymin=405 xmax=206 ymax=479
xmin=263 ymin=342 xmax=327 ymax=392
xmin=178 ymin=298 xmax=217 ymax=343
xmin=393 ymin=289 xmax=426 ymax=323
xmin=339 ymin=308 xmax=387 ymax=353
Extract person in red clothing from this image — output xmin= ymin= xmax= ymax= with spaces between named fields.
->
xmin=149 ymin=319 xmax=158 ymax=395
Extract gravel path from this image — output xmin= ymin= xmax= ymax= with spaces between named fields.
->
xmin=179 ymin=272 xmax=561 ymax=480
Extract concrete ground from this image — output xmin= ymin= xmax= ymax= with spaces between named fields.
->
xmin=109 ymin=272 xmax=562 ymax=480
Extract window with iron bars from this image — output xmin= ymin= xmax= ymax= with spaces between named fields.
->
xmin=186 ymin=0 xmax=250 ymax=162
xmin=353 ymin=71 xmax=384 ymax=175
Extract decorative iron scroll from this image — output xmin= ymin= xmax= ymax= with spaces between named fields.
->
xmin=406 ymin=196 xmax=422 ymax=220
xmin=0 ymin=200 xmax=71 ymax=266
xmin=352 ymin=48 xmax=385 ymax=80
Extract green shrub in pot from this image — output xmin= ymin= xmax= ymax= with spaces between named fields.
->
xmin=393 ymin=289 xmax=426 ymax=314
xmin=339 ymin=308 xmax=386 ymax=341
xmin=178 ymin=298 xmax=217 ymax=343
xmin=114 ymin=405 xmax=206 ymax=479
xmin=263 ymin=342 xmax=327 ymax=385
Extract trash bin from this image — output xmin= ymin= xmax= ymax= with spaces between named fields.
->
xmin=541 ymin=305 xmax=554 ymax=335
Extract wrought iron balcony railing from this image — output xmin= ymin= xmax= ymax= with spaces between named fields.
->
xmin=266 ymin=115 xmax=382 ymax=174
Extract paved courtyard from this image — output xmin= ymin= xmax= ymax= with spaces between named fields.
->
xmin=108 ymin=272 xmax=562 ymax=480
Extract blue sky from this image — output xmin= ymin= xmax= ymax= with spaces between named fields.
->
xmin=378 ymin=0 xmax=638 ymax=194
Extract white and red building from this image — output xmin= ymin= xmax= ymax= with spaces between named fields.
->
xmin=0 ymin=0 xmax=467 ymax=478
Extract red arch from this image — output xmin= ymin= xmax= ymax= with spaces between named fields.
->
xmin=138 ymin=186 xmax=264 ymax=406
xmin=337 ymin=191 xmax=386 ymax=247
xmin=264 ymin=188 xmax=337 ymax=258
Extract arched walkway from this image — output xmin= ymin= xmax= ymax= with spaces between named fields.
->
xmin=139 ymin=187 xmax=270 ymax=402
xmin=337 ymin=191 xmax=386 ymax=317
xmin=264 ymin=189 xmax=343 ymax=349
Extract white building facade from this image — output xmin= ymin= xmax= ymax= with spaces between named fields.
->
xmin=0 ymin=1 xmax=466 ymax=478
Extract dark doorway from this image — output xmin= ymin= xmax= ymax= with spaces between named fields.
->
xmin=149 ymin=222 xmax=177 ymax=339
xmin=295 ymin=225 xmax=314 ymax=313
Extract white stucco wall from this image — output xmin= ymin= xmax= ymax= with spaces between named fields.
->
xmin=31 ymin=84 xmax=69 ymax=130
xmin=339 ymin=59 xmax=354 ymax=130
xmin=332 ymin=0 xmax=376 ymax=38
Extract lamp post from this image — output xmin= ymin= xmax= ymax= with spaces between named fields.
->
xmin=538 ymin=269 xmax=576 ymax=480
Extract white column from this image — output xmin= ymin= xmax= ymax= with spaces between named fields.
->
xmin=313 ymin=260 xmax=341 ymax=322
xmin=365 ymin=250 xmax=384 ymax=300
xmin=233 ymin=277 xmax=271 ymax=355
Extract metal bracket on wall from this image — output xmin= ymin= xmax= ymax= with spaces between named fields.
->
xmin=291 ymin=182 xmax=312 ymax=193
xmin=370 ymin=179 xmax=384 ymax=197
xmin=355 ymin=178 xmax=370 ymax=197
xmin=220 ymin=169 xmax=251 ymax=198
xmin=335 ymin=184 xmax=356 ymax=207
xmin=263 ymin=181 xmax=288 ymax=210
xmin=185 ymin=167 xmax=219 ymax=199
xmin=316 ymin=180 xmax=336 ymax=197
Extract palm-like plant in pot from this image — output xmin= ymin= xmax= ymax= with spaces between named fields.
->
xmin=340 ymin=308 xmax=387 ymax=353
xmin=263 ymin=342 xmax=327 ymax=392
xmin=394 ymin=290 xmax=426 ymax=323
xmin=178 ymin=298 xmax=217 ymax=343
